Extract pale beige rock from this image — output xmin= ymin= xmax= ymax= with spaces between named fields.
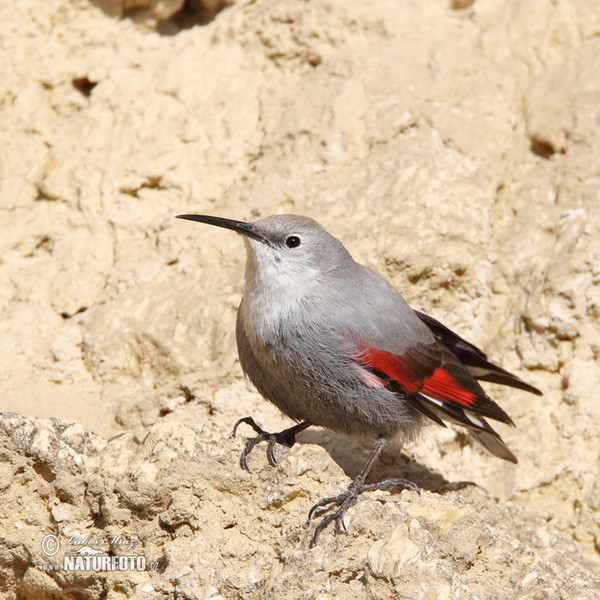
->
xmin=367 ymin=524 xmax=422 ymax=579
xmin=1 ymin=413 xmax=598 ymax=599
xmin=1 ymin=0 xmax=600 ymax=596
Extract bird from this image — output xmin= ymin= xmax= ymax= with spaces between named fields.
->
xmin=176 ymin=213 xmax=541 ymax=546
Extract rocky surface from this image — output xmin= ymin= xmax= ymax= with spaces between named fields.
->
xmin=2 ymin=412 xmax=599 ymax=599
xmin=1 ymin=0 xmax=600 ymax=598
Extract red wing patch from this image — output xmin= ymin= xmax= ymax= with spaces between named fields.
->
xmin=356 ymin=342 xmax=477 ymax=408
xmin=354 ymin=340 xmax=514 ymax=424
xmin=421 ymin=366 xmax=478 ymax=406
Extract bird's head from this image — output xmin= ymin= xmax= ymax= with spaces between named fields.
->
xmin=177 ymin=213 xmax=353 ymax=296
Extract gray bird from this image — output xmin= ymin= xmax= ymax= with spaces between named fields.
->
xmin=177 ymin=214 xmax=541 ymax=546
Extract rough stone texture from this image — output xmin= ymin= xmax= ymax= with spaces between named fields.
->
xmin=1 ymin=0 xmax=600 ymax=597
xmin=1 ymin=413 xmax=599 ymax=599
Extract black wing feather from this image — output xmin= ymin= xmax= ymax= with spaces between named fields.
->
xmin=415 ymin=310 xmax=542 ymax=396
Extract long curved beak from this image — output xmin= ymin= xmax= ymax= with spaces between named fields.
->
xmin=176 ymin=214 xmax=265 ymax=243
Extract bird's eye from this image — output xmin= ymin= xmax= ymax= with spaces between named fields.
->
xmin=285 ymin=235 xmax=301 ymax=248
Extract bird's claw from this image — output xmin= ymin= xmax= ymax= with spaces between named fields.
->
xmin=232 ymin=416 xmax=307 ymax=471
xmin=307 ymin=477 xmax=419 ymax=548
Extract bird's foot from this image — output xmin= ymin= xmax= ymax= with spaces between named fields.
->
xmin=231 ymin=416 xmax=310 ymax=471
xmin=307 ymin=477 xmax=419 ymax=548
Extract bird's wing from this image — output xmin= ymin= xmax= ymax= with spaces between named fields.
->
xmin=354 ymin=340 xmax=514 ymax=424
xmin=352 ymin=339 xmax=518 ymax=462
xmin=327 ymin=263 xmax=522 ymax=462
xmin=415 ymin=310 xmax=542 ymax=396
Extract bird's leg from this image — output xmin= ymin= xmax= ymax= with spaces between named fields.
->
xmin=232 ymin=416 xmax=311 ymax=471
xmin=307 ymin=438 xmax=419 ymax=547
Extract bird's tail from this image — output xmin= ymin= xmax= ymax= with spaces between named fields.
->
xmin=409 ymin=392 xmax=518 ymax=463
xmin=465 ymin=425 xmax=517 ymax=463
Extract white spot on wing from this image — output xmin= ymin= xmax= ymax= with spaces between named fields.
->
xmin=355 ymin=364 xmax=385 ymax=388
